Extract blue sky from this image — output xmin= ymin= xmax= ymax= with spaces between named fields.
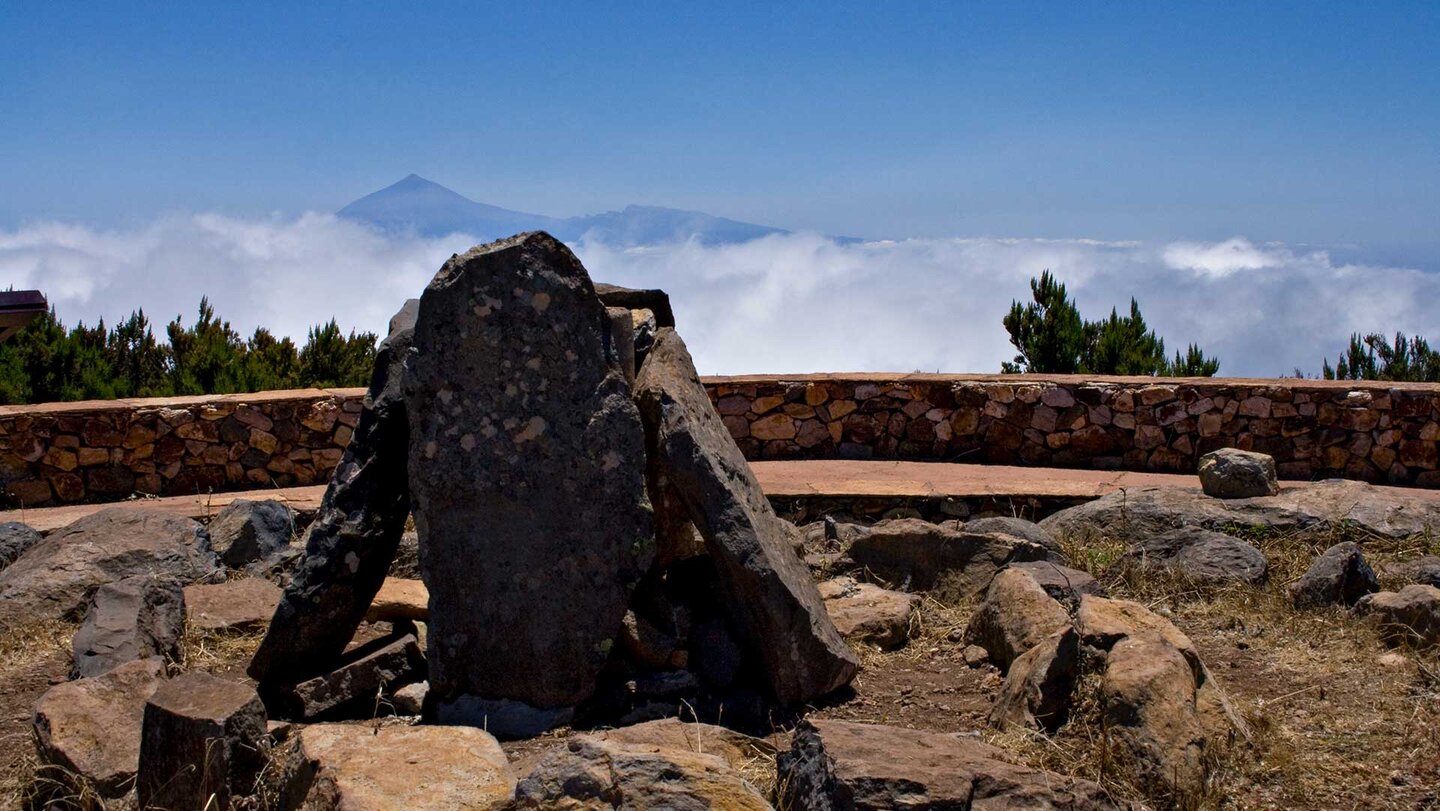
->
xmin=2 ymin=1 xmax=1437 ymax=261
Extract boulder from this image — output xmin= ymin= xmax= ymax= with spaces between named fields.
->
xmin=407 ymin=234 xmax=654 ymax=728
xmin=365 ymin=577 xmax=429 ymax=623
xmin=1041 ymin=480 xmax=1440 ymax=543
xmin=137 ymin=671 xmax=268 ymax=811
xmin=990 ymin=625 xmax=1080 ymax=732
xmin=207 ymin=498 xmax=295 ymax=568
xmin=635 ymin=327 xmax=857 ymax=703
xmin=778 ymin=719 xmax=1119 ymax=810
xmin=964 ymin=567 xmax=1071 ymax=670
xmin=817 ymin=576 xmax=918 ymax=650
xmin=1352 ymin=584 xmax=1440 ymax=647
xmin=1125 ymin=527 xmax=1268 ymax=586
xmin=32 ymin=658 xmax=167 ymax=800
xmin=846 ymin=518 xmax=1049 ymax=600
xmin=392 ymin=681 xmax=428 ymax=715
xmin=1005 ymin=560 xmax=1106 ymax=609
xmin=509 ymin=734 xmax=772 ymax=810
xmin=965 ymin=515 xmax=1064 ymax=561
xmin=0 ymin=520 xmax=41 ymax=569
xmin=281 ymin=632 xmax=425 ymax=720
xmin=248 ymin=299 xmax=417 ymax=690
xmin=1100 ymin=634 xmax=1209 ymax=797
xmin=1289 ymin=541 xmax=1378 ymax=608
xmin=1198 ymin=448 xmax=1279 ymax=499
xmin=286 ymin=723 xmax=515 ymax=810
xmin=185 ymin=578 xmax=283 ymax=633
xmin=0 ymin=509 xmax=220 ymax=626
xmin=72 ymin=575 xmax=185 ymax=678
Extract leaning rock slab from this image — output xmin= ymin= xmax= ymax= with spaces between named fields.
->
xmin=289 ymin=723 xmax=515 ymax=810
xmin=818 ymin=576 xmax=918 ymax=650
xmin=1198 ymin=448 xmax=1279 ymax=499
xmin=138 ymin=671 xmax=268 ymax=811
xmin=32 ymin=658 xmax=167 ymax=800
xmin=778 ymin=719 xmax=1118 ymax=810
xmin=407 ymin=233 xmax=654 ymax=723
xmin=1125 ymin=526 xmax=1268 ymax=586
xmin=635 ymin=327 xmax=857 ymax=703
xmin=510 ymin=734 xmax=772 ymax=810
xmin=847 ymin=518 xmax=1049 ymax=600
xmin=991 ymin=625 xmax=1080 ymax=732
xmin=0 ymin=509 xmax=220 ymax=626
xmin=965 ymin=567 xmax=1071 ymax=670
xmin=249 ymin=299 xmax=417 ymax=691
xmin=283 ymin=632 xmax=425 ymax=720
xmin=185 ymin=578 xmax=283 ymax=633
xmin=1352 ymin=584 xmax=1440 ymax=647
xmin=72 ymin=575 xmax=185 ymax=678
xmin=1289 ymin=541 xmax=1378 ymax=608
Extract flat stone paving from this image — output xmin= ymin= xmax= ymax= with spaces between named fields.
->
xmin=6 ymin=460 xmax=1439 ymax=533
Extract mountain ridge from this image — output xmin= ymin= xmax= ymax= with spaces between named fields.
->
xmin=338 ymin=175 xmax=788 ymax=246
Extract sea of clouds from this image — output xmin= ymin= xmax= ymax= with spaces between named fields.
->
xmin=2 ymin=212 xmax=1436 ymax=378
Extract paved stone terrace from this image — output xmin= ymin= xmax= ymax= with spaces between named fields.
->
xmin=7 ymin=459 xmax=1439 ymax=533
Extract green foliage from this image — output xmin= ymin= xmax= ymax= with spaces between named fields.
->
xmin=1323 ymin=332 xmax=1440 ymax=382
xmin=1002 ymin=270 xmax=1219 ymax=377
xmin=0 ymin=298 xmax=378 ymax=404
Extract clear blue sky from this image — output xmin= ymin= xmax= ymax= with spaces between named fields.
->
xmin=2 ymin=2 xmax=1437 ymax=264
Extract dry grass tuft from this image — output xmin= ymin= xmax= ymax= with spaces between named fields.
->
xmin=180 ymin=622 xmax=267 ymax=674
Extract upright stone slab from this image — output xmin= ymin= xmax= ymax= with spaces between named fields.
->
xmin=405 ymin=233 xmax=654 ymax=726
xmin=634 ymin=328 xmax=858 ymax=703
xmin=247 ymin=300 xmax=417 ymax=691
xmin=138 ymin=672 xmax=268 ymax=811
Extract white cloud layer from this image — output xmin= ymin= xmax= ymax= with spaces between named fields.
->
xmin=2 ymin=213 xmax=1436 ymax=378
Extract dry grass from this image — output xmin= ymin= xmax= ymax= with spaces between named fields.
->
xmin=179 ymin=622 xmax=267 ymax=674
xmin=1032 ymin=524 xmax=1440 ymax=810
xmin=0 ymin=619 xmax=76 ymax=811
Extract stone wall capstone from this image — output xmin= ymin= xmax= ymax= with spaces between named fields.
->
xmin=2 ymin=374 xmax=1438 ymax=507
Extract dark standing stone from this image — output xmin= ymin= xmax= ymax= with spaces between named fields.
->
xmin=0 ymin=509 xmax=220 ymax=627
xmin=635 ymin=327 xmax=857 ymax=703
xmin=405 ymin=233 xmax=654 ymax=728
xmin=72 ymin=575 xmax=185 ymax=678
xmin=1289 ymin=541 xmax=1378 ymax=607
xmin=138 ymin=672 xmax=268 ymax=811
xmin=248 ymin=300 xmax=417 ymax=691
xmin=0 ymin=520 xmax=41 ymax=570
xmin=207 ymin=499 xmax=295 ymax=568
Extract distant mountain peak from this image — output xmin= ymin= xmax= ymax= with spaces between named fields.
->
xmin=338 ymin=177 xmax=786 ymax=246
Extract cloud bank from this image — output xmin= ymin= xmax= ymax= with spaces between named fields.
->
xmin=2 ymin=213 xmax=1436 ymax=378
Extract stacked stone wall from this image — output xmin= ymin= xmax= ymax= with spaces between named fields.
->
xmin=3 ymin=374 xmax=1438 ymax=506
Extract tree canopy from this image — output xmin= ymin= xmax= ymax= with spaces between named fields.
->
xmin=1001 ymin=270 xmax=1219 ymax=377
xmin=0 ymin=299 xmax=378 ymax=405
xmin=1323 ymin=332 xmax=1440 ymax=382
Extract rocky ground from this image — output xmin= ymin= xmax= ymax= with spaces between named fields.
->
xmin=0 ymin=486 xmax=1436 ymax=809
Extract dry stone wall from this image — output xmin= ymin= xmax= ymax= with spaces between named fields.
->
xmin=3 ymin=374 xmax=1439 ymax=506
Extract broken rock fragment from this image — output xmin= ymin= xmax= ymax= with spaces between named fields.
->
xmin=71 ymin=575 xmax=185 ymax=678
xmin=137 ymin=671 xmax=269 ymax=811
xmin=406 ymin=233 xmax=655 ymax=730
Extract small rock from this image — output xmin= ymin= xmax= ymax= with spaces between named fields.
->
xmin=185 ymin=578 xmax=283 ymax=633
xmin=818 ymin=576 xmax=918 ymax=650
xmin=279 ymin=632 xmax=425 ymax=720
xmin=138 ymin=671 xmax=268 ymax=811
xmin=1199 ymin=448 xmax=1280 ymax=499
xmin=0 ymin=521 xmax=42 ymax=570
xmin=962 ymin=645 xmax=990 ymax=667
xmin=72 ymin=575 xmax=185 ymax=678
xmin=32 ymin=658 xmax=167 ymax=801
xmin=964 ymin=567 xmax=1070 ymax=670
xmin=391 ymin=680 xmax=428 ymax=715
xmin=778 ymin=719 xmax=1119 ymax=809
xmin=286 ymin=723 xmax=515 ymax=810
xmin=1377 ymin=651 xmax=1409 ymax=669
xmin=1352 ymin=584 xmax=1440 ymax=648
xmin=1126 ymin=526 xmax=1268 ymax=586
xmin=206 ymin=499 xmax=295 ymax=569
xmin=1289 ymin=541 xmax=1378 ymax=607
xmin=511 ymin=734 xmax=771 ymax=810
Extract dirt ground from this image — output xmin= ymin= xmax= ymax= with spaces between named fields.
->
xmin=2 ymin=527 xmax=1438 ymax=810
